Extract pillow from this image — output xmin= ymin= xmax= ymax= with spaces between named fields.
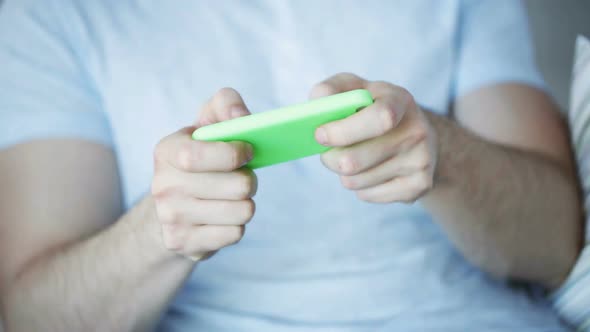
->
xmin=551 ymin=35 xmax=590 ymax=331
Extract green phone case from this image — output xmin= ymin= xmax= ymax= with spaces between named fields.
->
xmin=192 ymin=89 xmax=374 ymax=169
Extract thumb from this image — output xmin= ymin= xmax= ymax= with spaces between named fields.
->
xmin=196 ymin=87 xmax=251 ymax=126
xmin=309 ymin=73 xmax=367 ymax=99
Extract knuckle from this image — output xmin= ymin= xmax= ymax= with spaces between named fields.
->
xmin=161 ymin=223 xmax=185 ymax=251
xmin=163 ymin=237 xmax=180 ymax=251
xmin=355 ymin=190 xmax=373 ymax=202
xmin=340 ymin=176 xmax=357 ymax=189
xmin=414 ymin=149 xmax=431 ymax=170
xmin=371 ymin=80 xmax=395 ymax=91
xmin=240 ymin=200 xmax=256 ymax=224
xmin=396 ymin=190 xmax=419 ymax=204
xmin=156 ymin=202 xmax=179 ymax=225
xmin=399 ymin=87 xmax=416 ymax=107
xmin=411 ymin=124 xmax=428 ymax=141
xmin=200 ymin=241 xmax=219 ymax=253
xmin=379 ymin=103 xmax=397 ymax=133
xmin=415 ymin=173 xmax=433 ymax=192
xmin=215 ymin=87 xmax=239 ymax=100
xmin=322 ymin=151 xmax=345 ymax=171
xmin=403 ymin=89 xmax=416 ymax=107
xmin=151 ymin=183 xmax=173 ymax=202
xmin=207 ymin=227 xmax=243 ymax=250
xmin=197 ymin=112 xmax=212 ymax=126
xmin=312 ymin=82 xmax=338 ymax=96
xmin=337 ymin=72 xmax=361 ymax=81
xmin=417 ymin=160 xmax=432 ymax=172
xmin=228 ymin=146 xmax=243 ymax=170
xmin=177 ymin=142 xmax=196 ymax=170
xmin=338 ymin=154 xmax=360 ymax=175
xmin=320 ymin=152 xmax=335 ymax=170
xmin=198 ymin=235 xmax=219 ymax=252
xmin=372 ymin=80 xmax=391 ymax=86
xmin=226 ymin=226 xmax=245 ymax=245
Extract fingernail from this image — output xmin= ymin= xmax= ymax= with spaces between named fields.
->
xmin=315 ymin=128 xmax=328 ymax=145
xmin=340 ymin=158 xmax=353 ymax=174
xmin=187 ymin=254 xmax=203 ymax=262
xmin=245 ymin=144 xmax=254 ymax=161
xmin=230 ymin=106 xmax=248 ymax=119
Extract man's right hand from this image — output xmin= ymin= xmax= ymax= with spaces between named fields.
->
xmin=151 ymin=87 xmax=257 ymax=261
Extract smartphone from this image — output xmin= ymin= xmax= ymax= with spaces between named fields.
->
xmin=192 ymin=89 xmax=373 ymax=169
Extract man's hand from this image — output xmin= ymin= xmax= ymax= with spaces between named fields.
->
xmin=311 ymin=74 xmax=581 ymax=287
xmin=312 ymin=73 xmax=437 ymax=204
xmin=151 ymin=87 xmax=257 ymax=261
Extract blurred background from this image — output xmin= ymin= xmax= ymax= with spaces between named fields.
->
xmin=525 ymin=0 xmax=590 ymax=110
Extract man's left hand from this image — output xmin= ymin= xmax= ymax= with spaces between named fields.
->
xmin=312 ymin=73 xmax=437 ymax=203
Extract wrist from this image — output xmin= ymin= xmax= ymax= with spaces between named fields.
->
xmin=423 ymin=110 xmax=453 ymax=188
xmin=124 ymin=196 xmax=193 ymax=267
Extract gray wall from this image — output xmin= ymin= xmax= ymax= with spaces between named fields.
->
xmin=525 ymin=0 xmax=590 ymax=110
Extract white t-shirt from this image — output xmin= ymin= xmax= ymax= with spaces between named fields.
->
xmin=0 ymin=0 xmax=568 ymax=331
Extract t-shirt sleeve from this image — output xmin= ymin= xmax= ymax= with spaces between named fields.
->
xmin=0 ymin=1 xmax=112 ymax=150
xmin=453 ymin=0 xmax=546 ymax=98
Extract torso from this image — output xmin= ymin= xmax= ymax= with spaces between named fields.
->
xmin=62 ymin=1 xmax=567 ymax=330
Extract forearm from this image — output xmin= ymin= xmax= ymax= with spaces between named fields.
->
xmin=421 ymin=111 xmax=582 ymax=287
xmin=1 ymin=197 xmax=194 ymax=332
